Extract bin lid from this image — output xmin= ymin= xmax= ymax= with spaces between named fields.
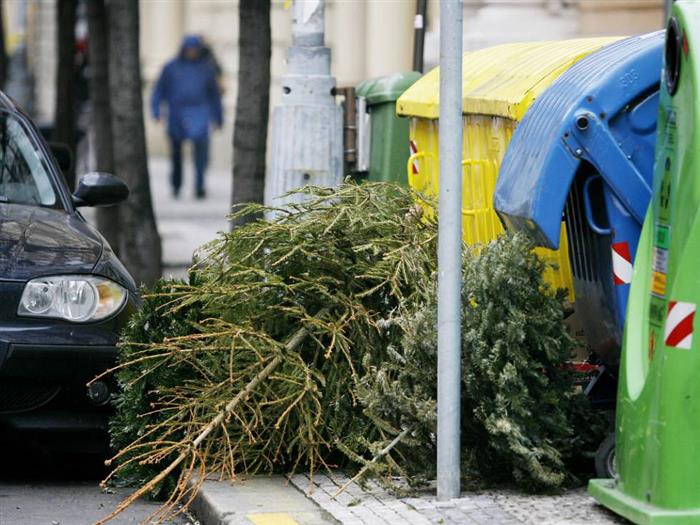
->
xmin=356 ymin=71 xmax=423 ymax=105
xmin=494 ymin=31 xmax=664 ymax=249
xmin=396 ymin=37 xmax=621 ymax=120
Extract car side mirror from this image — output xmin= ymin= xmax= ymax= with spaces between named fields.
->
xmin=72 ymin=172 xmax=129 ymax=207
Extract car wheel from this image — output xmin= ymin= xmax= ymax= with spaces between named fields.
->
xmin=595 ymin=433 xmax=616 ymax=478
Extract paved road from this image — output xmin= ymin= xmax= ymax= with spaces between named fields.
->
xmin=0 ymin=482 xmax=194 ymax=525
xmin=0 ymin=439 xmax=193 ymax=525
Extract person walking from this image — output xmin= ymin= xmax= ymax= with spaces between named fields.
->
xmin=151 ymin=35 xmax=223 ymax=199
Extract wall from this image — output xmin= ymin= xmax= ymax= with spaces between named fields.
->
xmin=20 ymin=0 xmax=666 ymax=171
xmin=140 ymin=0 xmax=415 ymax=169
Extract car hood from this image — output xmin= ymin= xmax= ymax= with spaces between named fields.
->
xmin=0 ymin=204 xmax=103 ymax=281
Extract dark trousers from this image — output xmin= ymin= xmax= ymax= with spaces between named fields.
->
xmin=170 ymin=136 xmax=209 ymax=193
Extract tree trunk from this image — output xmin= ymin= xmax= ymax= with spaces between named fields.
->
xmin=108 ymin=0 xmax=161 ymax=286
xmin=54 ymin=0 xmax=77 ymax=189
xmin=231 ymin=0 xmax=271 ymax=228
xmin=0 ymin=0 xmax=8 ymax=90
xmin=87 ymin=0 xmax=119 ymax=253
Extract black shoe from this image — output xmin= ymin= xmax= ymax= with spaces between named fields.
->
xmin=195 ymin=188 xmax=206 ymax=200
xmin=172 ymin=187 xmax=181 ymax=199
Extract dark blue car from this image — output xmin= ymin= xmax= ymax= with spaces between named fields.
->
xmin=0 ymin=93 xmax=137 ymax=449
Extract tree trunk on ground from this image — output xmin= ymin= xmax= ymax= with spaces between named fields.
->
xmin=87 ymin=0 xmax=120 ymax=254
xmin=0 ymin=0 xmax=8 ymax=90
xmin=54 ymin=0 xmax=77 ymax=189
xmin=108 ymin=0 xmax=162 ymax=286
xmin=230 ymin=0 xmax=271 ymax=228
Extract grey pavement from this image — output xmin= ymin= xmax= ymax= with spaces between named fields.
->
xmin=148 ymin=156 xmax=232 ymax=279
xmin=0 ymin=482 xmax=194 ymax=525
xmin=288 ymin=473 xmax=629 ymax=525
xmin=192 ymin=473 xmax=629 ymax=525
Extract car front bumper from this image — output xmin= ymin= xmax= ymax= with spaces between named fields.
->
xmin=0 ymin=342 xmax=118 ymax=433
xmin=0 ymin=298 xmax=135 ymax=434
xmin=1 ymin=343 xmax=116 ymax=381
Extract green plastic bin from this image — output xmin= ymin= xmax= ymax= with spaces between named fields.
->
xmin=354 ymin=71 xmax=421 ymax=184
xmin=588 ymin=3 xmax=700 ymax=523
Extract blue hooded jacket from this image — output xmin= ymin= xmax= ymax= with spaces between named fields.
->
xmin=151 ymin=35 xmax=223 ymax=141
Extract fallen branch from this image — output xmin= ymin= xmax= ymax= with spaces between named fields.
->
xmin=94 ymin=310 xmax=325 ymax=525
xmin=331 ymin=426 xmax=411 ymax=499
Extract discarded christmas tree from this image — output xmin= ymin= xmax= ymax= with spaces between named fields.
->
xmin=99 ymin=183 xmax=601 ymax=524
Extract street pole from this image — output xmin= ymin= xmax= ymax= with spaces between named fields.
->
xmin=437 ymin=0 xmax=463 ymax=501
xmin=265 ymin=0 xmax=343 ymax=215
xmin=665 ymin=0 xmax=673 ymax=20
xmin=412 ymin=0 xmax=428 ymax=73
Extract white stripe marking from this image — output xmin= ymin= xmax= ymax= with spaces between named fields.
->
xmin=664 ymin=301 xmax=696 ymax=343
xmin=612 ymin=249 xmax=633 ymax=284
xmin=675 ymin=333 xmax=693 ymax=350
xmin=410 ymin=140 xmax=419 ymax=174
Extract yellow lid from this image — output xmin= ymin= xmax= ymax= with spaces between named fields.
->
xmin=396 ymin=37 xmax=623 ymax=121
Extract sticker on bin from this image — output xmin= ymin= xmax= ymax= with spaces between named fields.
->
xmin=612 ymin=242 xmax=633 ymax=285
xmin=664 ymin=301 xmax=696 ymax=350
xmin=651 ymin=271 xmax=667 ymax=298
xmin=409 ymin=140 xmax=420 ymax=175
xmin=653 ymin=246 xmax=669 ymax=273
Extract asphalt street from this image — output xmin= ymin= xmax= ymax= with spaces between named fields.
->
xmin=0 ymin=438 xmax=193 ymax=525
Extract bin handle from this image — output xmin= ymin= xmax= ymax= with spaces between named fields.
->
xmin=407 ymin=151 xmax=421 ymax=180
xmin=406 ymin=151 xmax=435 ymax=181
xmin=582 ymin=175 xmax=612 ymax=236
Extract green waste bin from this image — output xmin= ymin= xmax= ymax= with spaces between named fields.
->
xmin=353 ymin=71 xmax=421 ymax=184
xmin=588 ymin=3 xmax=700 ymax=523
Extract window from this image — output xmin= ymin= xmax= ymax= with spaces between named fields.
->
xmin=0 ymin=113 xmax=57 ymax=207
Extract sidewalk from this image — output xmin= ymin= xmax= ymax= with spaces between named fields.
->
xmin=193 ymin=473 xmax=627 ymax=525
xmin=82 ymin=156 xmax=232 ymax=280
xmin=149 ymin=156 xmax=232 ymax=279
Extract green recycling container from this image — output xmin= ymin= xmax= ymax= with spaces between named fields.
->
xmin=354 ymin=71 xmax=421 ymax=184
xmin=588 ymin=2 xmax=700 ymax=523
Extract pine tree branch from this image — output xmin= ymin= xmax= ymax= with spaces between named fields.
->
xmin=331 ymin=426 xmax=411 ymax=499
xmin=94 ymin=309 xmax=326 ymax=525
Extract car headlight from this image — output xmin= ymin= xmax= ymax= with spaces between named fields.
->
xmin=18 ymin=275 xmax=127 ymax=322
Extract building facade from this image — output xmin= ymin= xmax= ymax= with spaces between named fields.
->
xmin=11 ymin=0 xmax=665 ymax=169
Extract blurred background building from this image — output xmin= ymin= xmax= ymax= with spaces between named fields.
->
xmin=4 ymin=0 xmax=665 ymax=169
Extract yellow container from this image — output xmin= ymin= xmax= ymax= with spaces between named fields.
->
xmin=398 ymin=38 xmax=622 ymax=300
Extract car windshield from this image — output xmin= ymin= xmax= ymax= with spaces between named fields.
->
xmin=0 ymin=113 xmax=57 ymax=207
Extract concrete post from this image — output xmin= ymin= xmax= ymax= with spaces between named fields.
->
xmin=437 ymin=0 xmax=463 ymax=502
xmin=265 ymin=0 xmax=343 ymax=213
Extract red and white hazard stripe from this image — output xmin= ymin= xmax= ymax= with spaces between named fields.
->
xmin=612 ymin=241 xmax=633 ymax=285
xmin=665 ymin=301 xmax=696 ymax=349
xmin=409 ymin=140 xmax=420 ymax=175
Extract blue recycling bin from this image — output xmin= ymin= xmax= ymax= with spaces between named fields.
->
xmin=494 ymin=32 xmax=664 ymax=369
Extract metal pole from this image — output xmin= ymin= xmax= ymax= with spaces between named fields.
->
xmin=665 ymin=0 xmax=673 ymax=21
xmin=412 ymin=0 xmax=428 ymax=72
xmin=437 ymin=0 xmax=462 ymax=501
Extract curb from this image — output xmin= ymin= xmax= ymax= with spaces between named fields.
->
xmin=191 ymin=476 xmax=339 ymax=525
